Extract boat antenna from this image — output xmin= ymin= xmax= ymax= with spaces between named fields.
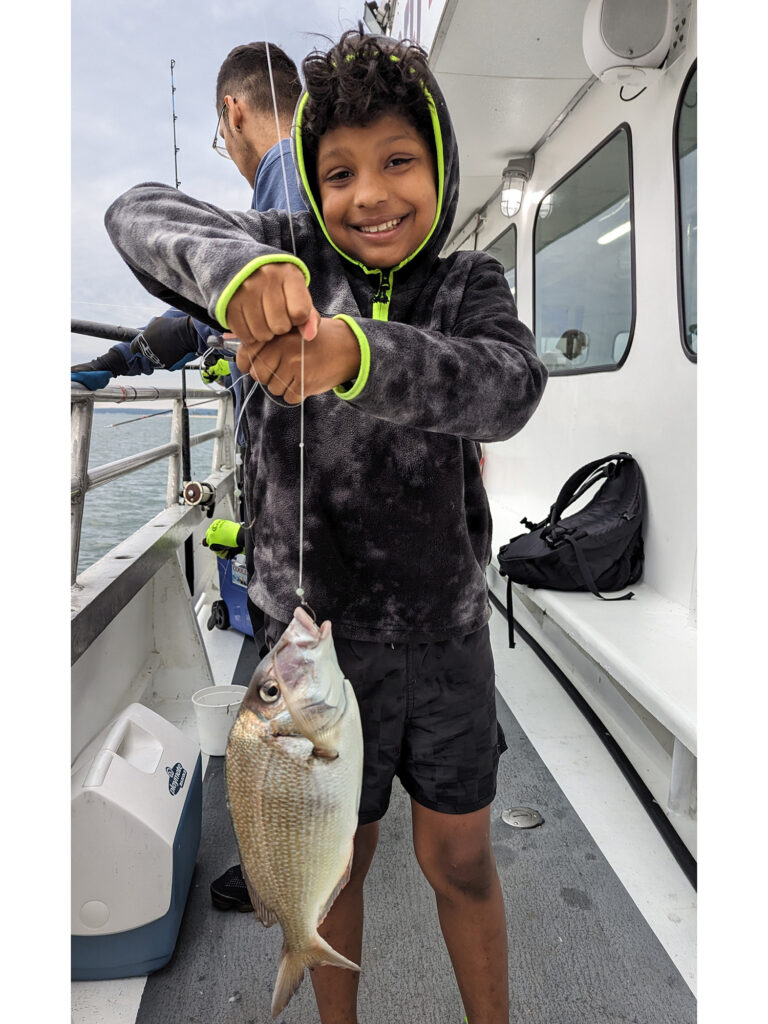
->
xmin=170 ymin=58 xmax=181 ymax=189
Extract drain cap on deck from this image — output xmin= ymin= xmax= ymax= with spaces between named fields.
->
xmin=502 ymin=807 xmax=544 ymax=829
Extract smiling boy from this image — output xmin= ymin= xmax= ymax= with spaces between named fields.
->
xmin=106 ymin=29 xmax=547 ymax=1024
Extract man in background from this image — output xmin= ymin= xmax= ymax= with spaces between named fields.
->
xmin=72 ymin=41 xmax=304 ymax=390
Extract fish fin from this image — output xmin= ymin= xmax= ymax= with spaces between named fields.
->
xmin=270 ymin=936 xmax=360 ymax=1018
xmin=271 ymin=947 xmax=306 ymax=1018
xmin=241 ymin=864 xmax=278 ymax=928
xmin=317 ymin=846 xmax=354 ymax=927
xmin=309 ymin=933 xmax=361 ymax=973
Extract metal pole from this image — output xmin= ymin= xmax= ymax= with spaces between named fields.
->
xmin=71 ymin=318 xmax=141 ymax=343
xmin=212 ymin=393 xmax=234 ymax=472
xmin=167 ymin=398 xmax=183 ymax=507
xmin=71 ymin=397 xmax=94 ymax=584
xmin=170 ymin=59 xmax=181 ymax=189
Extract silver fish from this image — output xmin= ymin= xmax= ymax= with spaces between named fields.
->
xmin=225 ymin=606 xmax=363 ymax=1018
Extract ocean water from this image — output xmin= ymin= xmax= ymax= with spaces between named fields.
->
xmin=76 ymin=410 xmax=217 ymax=576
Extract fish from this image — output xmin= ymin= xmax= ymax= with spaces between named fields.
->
xmin=225 ymin=605 xmax=364 ymax=1018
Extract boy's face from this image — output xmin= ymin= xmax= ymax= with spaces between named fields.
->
xmin=315 ymin=113 xmax=437 ymax=270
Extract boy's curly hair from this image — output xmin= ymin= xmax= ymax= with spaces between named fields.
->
xmin=300 ymin=29 xmax=435 ymax=195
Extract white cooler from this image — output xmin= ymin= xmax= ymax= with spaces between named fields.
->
xmin=71 ymin=703 xmax=202 ymax=980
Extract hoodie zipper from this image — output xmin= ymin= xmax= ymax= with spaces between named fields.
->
xmin=372 ymin=271 xmax=393 ymax=321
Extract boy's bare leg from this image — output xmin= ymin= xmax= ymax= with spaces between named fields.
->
xmin=310 ymin=820 xmax=380 ymax=1024
xmin=411 ymin=801 xmax=509 ymax=1024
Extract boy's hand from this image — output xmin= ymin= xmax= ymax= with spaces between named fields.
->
xmin=227 ymin=263 xmax=319 ymax=362
xmin=235 ymin=317 xmax=360 ymax=404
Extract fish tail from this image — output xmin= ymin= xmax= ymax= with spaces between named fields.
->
xmin=271 ymin=948 xmax=306 ymax=1019
xmin=270 ymin=936 xmax=360 ymax=1018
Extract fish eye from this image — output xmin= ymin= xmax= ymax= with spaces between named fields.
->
xmin=259 ymin=680 xmax=281 ymax=703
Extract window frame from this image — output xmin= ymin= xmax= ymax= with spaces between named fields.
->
xmin=532 ymin=123 xmax=637 ymax=377
xmin=673 ymin=60 xmax=698 ymax=364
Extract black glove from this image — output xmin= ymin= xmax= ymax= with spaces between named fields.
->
xmin=71 ymin=346 xmax=130 ymax=377
xmin=130 ymin=316 xmax=200 ymax=370
xmin=71 ymin=346 xmax=130 ymax=390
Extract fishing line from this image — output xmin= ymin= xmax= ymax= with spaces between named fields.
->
xmin=264 ymin=40 xmax=311 ymax=614
xmin=214 ymin=45 xmax=312 ymax=613
xmin=210 ymin=339 xmax=302 ymax=410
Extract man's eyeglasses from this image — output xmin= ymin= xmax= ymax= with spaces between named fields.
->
xmin=212 ymin=104 xmax=232 ymax=159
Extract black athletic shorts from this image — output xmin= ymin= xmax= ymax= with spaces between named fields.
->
xmin=263 ymin=616 xmax=507 ymax=825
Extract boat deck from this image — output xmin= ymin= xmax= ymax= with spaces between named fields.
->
xmin=72 ymin=603 xmax=696 ymax=1024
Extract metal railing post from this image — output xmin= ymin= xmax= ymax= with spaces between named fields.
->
xmin=213 ymin=392 xmax=234 ymax=472
xmin=167 ymin=398 xmax=183 ymax=507
xmin=71 ymin=397 xmax=94 ymax=584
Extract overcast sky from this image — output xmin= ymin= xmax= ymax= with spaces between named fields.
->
xmin=70 ymin=0 xmax=366 ymax=378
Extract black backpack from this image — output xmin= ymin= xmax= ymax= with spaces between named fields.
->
xmin=496 ymin=453 xmax=645 ymax=647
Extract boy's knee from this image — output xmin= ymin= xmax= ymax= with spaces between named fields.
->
xmin=415 ymin=834 xmax=496 ymax=901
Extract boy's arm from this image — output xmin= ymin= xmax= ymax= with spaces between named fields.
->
xmin=336 ymin=257 xmax=547 ymax=442
xmin=104 ymin=182 xmax=312 ymax=332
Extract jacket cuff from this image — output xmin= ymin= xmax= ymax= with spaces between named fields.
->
xmin=214 ymin=255 xmax=311 ymax=330
xmin=332 ymin=315 xmax=371 ymax=400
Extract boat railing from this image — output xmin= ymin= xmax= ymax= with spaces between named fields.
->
xmin=71 ymin=382 xmax=234 ymax=584
xmin=70 ymin=318 xmax=237 ymax=586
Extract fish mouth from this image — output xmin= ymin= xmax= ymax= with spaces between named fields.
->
xmin=291 ymin=605 xmax=320 ymax=634
xmin=271 ymin=607 xmax=347 ymax=743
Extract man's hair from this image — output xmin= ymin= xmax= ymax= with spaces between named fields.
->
xmin=300 ymin=29 xmax=434 ymax=189
xmin=216 ymin=42 xmax=301 ymax=120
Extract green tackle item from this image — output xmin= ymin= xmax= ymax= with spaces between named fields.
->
xmin=203 ymin=519 xmax=245 ymax=560
xmin=202 ymin=354 xmax=232 ymax=384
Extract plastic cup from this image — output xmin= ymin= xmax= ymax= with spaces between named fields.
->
xmin=191 ymin=685 xmax=246 ymax=756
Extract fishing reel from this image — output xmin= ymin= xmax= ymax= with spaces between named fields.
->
xmin=183 ymin=480 xmax=216 ymax=517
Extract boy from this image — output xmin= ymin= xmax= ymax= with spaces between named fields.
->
xmin=106 ymin=29 xmax=547 ymax=1024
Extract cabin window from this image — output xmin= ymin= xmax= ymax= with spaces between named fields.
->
xmin=533 ymin=126 xmax=634 ymax=375
xmin=675 ymin=65 xmax=697 ymax=358
xmin=485 ymin=224 xmax=517 ymax=303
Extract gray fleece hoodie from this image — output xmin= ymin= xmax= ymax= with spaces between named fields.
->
xmin=105 ymin=55 xmax=547 ymax=643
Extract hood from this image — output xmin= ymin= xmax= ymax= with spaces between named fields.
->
xmin=291 ymin=37 xmax=460 ymax=279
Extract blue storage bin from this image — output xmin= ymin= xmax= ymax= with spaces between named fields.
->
xmin=216 ymin=555 xmax=253 ymax=637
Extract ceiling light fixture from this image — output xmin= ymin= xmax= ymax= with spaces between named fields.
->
xmin=501 ymin=156 xmax=534 ymax=218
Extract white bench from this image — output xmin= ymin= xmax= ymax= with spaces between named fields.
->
xmin=487 ymin=496 xmax=697 ymax=846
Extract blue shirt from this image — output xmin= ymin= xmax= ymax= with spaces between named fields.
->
xmin=252 ymin=138 xmax=307 ymax=214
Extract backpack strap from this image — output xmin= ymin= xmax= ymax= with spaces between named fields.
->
xmin=547 ymin=452 xmax=634 ymax=529
xmin=506 ymin=575 xmax=516 ymax=648
xmin=564 ymin=535 xmax=634 ymax=602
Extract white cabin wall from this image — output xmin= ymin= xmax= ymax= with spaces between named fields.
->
xmin=465 ymin=18 xmax=697 ymax=609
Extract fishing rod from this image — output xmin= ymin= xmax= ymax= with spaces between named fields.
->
xmin=107 ymin=394 xmax=221 ymax=427
xmin=170 ymin=59 xmax=181 ymax=189
xmin=71 ymin=318 xmax=141 ymax=343
xmin=168 ymin=62 xmax=194 ymax=590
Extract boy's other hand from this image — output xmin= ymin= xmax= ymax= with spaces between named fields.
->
xmin=227 ymin=263 xmax=319 ymax=363
xmin=235 ymin=317 xmax=360 ymax=404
